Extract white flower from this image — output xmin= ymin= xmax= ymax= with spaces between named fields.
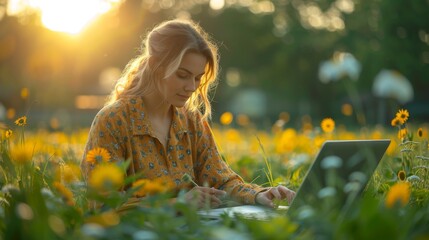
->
xmin=319 ymin=61 xmax=343 ymax=83
xmin=318 ymin=186 xmax=337 ymax=198
xmin=372 ymin=69 xmax=414 ymax=104
xmin=321 ymin=155 xmax=343 ymax=169
xmin=341 ymin=53 xmax=361 ymax=80
xmin=318 ymin=52 xmax=361 ymax=83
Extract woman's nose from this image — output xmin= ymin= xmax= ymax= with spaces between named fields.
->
xmin=185 ymin=80 xmax=197 ymax=92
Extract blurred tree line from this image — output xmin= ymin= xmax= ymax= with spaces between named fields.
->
xmin=0 ymin=0 xmax=428 ymax=129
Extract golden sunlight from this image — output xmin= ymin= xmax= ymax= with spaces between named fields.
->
xmin=7 ymin=0 xmax=122 ymax=35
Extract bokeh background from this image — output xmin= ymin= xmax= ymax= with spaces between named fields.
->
xmin=0 ymin=0 xmax=428 ymax=131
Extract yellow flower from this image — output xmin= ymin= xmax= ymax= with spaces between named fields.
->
xmin=391 ymin=117 xmax=403 ymax=127
xmin=89 ymin=163 xmax=124 ymax=192
xmin=385 ymin=182 xmax=410 ymax=208
xmin=59 ymin=164 xmax=81 ymax=183
xmin=86 ymin=147 xmax=111 ymax=165
xmin=276 ymin=128 xmax=298 ymax=153
xmin=397 ymin=170 xmax=406 ymax=182
xmin=321 ymin=118 xmax=335 ymax=133
xmin=279 ymin=112 xmax=290 ymax=122
xmin=236 ymin=114 xmax=250 ymax=127
xmin=21 ymin=87 xmax=29 ymax=99
xmin=6 ymin=108 xmax=15 ymax=119
xmin=132 ymin=179 xmax=149 ymax=197
xmin=132 ymin=177 xmax=174 ymax=198
xmin=53 ymin=181 xmax=75 ymax=206
xmin=50 ymin=117 xmax=60 ymax=130
xmin=417 ymin=128 xmax=423 ymax=138
xmin=14 ymin=116 xmax=27 ymax=126
xmin=5 ymin=129 xmax=13 ymax=138
xmin=220 ymin=112 xmax=233 ymax=125
xmin=85 ymin=210 xmax=120 ymax=227
xmin=10 ymin=144 xmax=33 ymax=165
xmin=398 ymin=128 xmax=408 ymax=140
xmin=225 ymin=129 xmax=242 ymax=143
xmin=341 ymin=103 xmax=353 ymax=116
xmin=396 ymin=109 xmax=409 ymax=123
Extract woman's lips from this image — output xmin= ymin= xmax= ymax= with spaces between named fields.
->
xmin=177 ymin=94 xmax=190 ymax=100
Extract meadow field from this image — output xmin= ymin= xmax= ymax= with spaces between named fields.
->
xmin=1 ymin=108 xmax=429 ymax=240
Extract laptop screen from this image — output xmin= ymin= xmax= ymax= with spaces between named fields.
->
xmin=287 ymin=139 xmax=391 ymax=217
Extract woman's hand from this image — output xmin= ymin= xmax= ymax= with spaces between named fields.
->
xmin=255 ymin=185 xmax=296 ymax=208
xmin=184 ymin=186 xmax=226 ymax=209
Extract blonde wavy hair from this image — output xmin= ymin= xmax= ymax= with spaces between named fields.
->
xmin=106 ymin=19 xmax=219 ymax=120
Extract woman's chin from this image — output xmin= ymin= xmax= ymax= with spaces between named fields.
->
xmin=172 ymin=103 xmax=186 ymax=108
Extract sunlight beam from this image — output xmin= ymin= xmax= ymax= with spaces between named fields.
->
xmin=7 ymin=0 xmax=122 ymax=35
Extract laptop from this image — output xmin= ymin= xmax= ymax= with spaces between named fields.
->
xmin=198 ymin=139 xmax=391 ymax=220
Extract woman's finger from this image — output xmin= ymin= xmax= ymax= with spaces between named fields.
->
xmin=197 ymin=191 xmax=223 ymax=208
xmin=269 ymin=187 xmax=282 ymax=200
xmin=199 ymin=187 xmax=227 ymax=197
xmin=188 ymin=186 xmax=226 ymax=208
xmin=277 ymin=185 xmax=296 ymax=203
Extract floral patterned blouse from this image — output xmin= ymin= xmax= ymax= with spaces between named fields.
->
xmin=81 ymin=97 xmax=265 ymax=204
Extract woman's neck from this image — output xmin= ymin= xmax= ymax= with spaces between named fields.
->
xmin=142 ymin=92 xmax=173 ymax=147
xmin=142 ymin=92 xmax=172 ymax=120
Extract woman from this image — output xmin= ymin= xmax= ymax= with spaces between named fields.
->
xmin=81 ymin=19 xmax=295 ymax=209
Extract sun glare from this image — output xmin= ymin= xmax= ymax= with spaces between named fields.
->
xmin=7 ymin=0 xmax=122 ymax=35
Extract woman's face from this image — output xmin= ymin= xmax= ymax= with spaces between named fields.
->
xmin=160 ymin=52 xmax=207 ymax=108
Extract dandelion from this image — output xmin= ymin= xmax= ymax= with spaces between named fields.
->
xmin=14 ymin=116 xmax=27 ymax=126
xmin=385 ymin=182 xmax=410 ymax=208
xmin=220 ymin=112 xmax=233 ymax=125
xmin=89 ymin=163 xmax=124 ymax=192
xmin=5 ymin=129 xmax=12 ymax=138
xmin=321 ymin=118 xmax=335 ymax=133
xmin=53 ymin=181 xmax=75 ymax=206
xmin=391 ymin=117 xmax=404 ymax=127
xmin=417 ymin=128 xmax=423 ymax=138
xmin=396 ymin=109 xmax=409 ymax=123
xmin=86 ymin=147 xmax=111 ymax=165
xmin=397 ymin=170 xmax=406 ymax=182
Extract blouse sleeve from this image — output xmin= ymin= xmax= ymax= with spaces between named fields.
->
xmin=80 ymin=106 xmax=128 ymax=181
xmin=193 ymin=114 xmax=266 ymax=204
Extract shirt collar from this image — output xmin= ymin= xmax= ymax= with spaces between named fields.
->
xmin=127 ymin=97 xmax=189 ymax=139
xmin=170 ymin=107 xmax=189 ymax=143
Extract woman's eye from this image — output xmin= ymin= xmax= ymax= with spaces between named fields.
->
xmin=178 ymin=73 xmax=190 ymax=79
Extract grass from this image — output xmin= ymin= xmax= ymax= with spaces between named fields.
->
xmin=0 ymin=109 xmax=429 ymax=239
